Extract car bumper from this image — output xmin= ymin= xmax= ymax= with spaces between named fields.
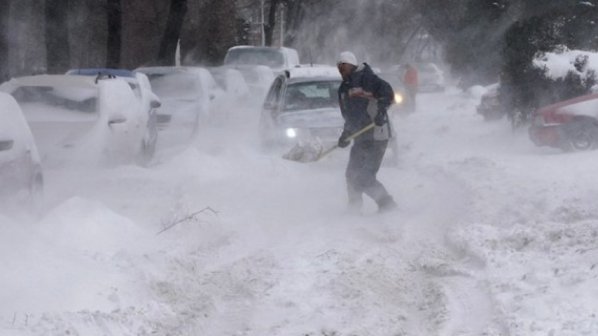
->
xmin=528 ymin=124 xmax=563 ymax=148
xmin=264 ymin=126 xmax=343 ymax=147
xmin=477 ymin=106 xmax=504 ymax=120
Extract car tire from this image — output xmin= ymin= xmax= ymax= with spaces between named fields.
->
xmin=563 ymin=118 xmax=598 ymax=151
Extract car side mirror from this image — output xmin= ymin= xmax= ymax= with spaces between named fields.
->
xmin=151 ymin=100 xmax=161 ymax=109
xmin=0 ymin=139 xmax=14 ymax=151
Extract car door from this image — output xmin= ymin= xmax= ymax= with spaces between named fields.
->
xmin=0 ymin=92 xmax=41 ymax=196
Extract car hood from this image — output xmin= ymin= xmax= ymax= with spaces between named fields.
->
xmin=276 ymin=107 xmax=344 ymax=129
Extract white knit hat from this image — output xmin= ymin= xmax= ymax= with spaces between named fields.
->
xmin=337 ymin=51 xmax=357 ymax=66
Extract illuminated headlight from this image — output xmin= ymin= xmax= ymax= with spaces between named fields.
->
xmin=394 ymin=92 xmax=403 ymax=104
xmin=285 ymin=128 xmax=298 ymax=138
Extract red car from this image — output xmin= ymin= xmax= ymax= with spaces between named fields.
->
xmin=529 ymin=92 xmax=598 ymax=151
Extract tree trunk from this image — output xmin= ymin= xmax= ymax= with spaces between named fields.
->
xmin=106 ymin=0 xmax=122 ymax=68
xmin=0 ymin=0 xmax=9 ymax=82
xmin=264 ymin=0 xmax=280 ymax=46
xmin=45 ymin=0 xmax=71 ymax=74
xmin=157 ymin=0 xmax=187 ymax=66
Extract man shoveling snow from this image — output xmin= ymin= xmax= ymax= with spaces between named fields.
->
xmin=336 ymin=51 xmax=397 ymax=213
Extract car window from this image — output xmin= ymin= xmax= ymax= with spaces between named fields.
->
xmin=11 ymin=86 xmax=98 ymax=114
xmin=147 ymin=73 xmax=200 ymax=100
xmin=283 ymin=81 xmax=340 ymax=111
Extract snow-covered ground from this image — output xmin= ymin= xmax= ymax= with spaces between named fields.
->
xmin=2 ymin=86 xmax=598 ymax=335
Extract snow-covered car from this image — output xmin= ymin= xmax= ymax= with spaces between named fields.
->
xmin=416 ymin=62 xmax=446 ymax=92
xmin=259 ymin=66 xmax=345 ymax=148
xmin=0 ymin=74 xmax=157 ymax=167
xmin=223 ymin=46 xmax=298 ymax=102
xmin=135 ymin=66 xmax=225 ymax=136
xmin=208 ymin=66 xmax=250 ymax=103
xmin=476 ymin=83 xmax=505 ymax=121
xmin=529 ymin=91 xmax=598 ymax=151
xmin=223 ymin=46 xmax=300 ymax=73
xmin=0 ymin=91 xmax=43 ymax=202
xmin=66 ymin=68 xmax=160 ymax=163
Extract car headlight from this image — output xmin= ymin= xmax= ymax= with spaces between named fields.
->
xmin=285 ymin=128 xmax=298 ymax=138
xmin=394 ymin=92 xmax=403 ymax=104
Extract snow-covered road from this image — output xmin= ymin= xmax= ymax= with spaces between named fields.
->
xmin=2 ymin=87 xmax=598 ymax=335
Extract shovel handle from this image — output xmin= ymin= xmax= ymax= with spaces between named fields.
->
xmin=346 ymin=123 xmax=375 ymax=141
xmin=318 ymin=123 xmax=375 ymax=160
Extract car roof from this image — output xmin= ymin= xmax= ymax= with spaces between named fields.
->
xmin=227 ymin=45 xmax=297 ymax=52
xmin=66 ymin=68 xmax=136 ymax=78
xmin=1 ymin=74 xmax=99 ymax=90
xmin=135 ymin=66 xmax=208 ymax=75
xmin=286 ymin=76 xmax=342 ymax=85
xmin=537 ymin=91 xmax=598 ymax=114
xmin=284 ymin=65 xmax=341 ymax=80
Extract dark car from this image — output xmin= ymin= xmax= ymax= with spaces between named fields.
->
xmin=529 ymin=91 xmax=598 ymax=151
xmin=476 ymin=83 xmax=505 ymax=121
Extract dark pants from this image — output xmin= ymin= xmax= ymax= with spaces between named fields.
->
xmin=345 ymin=139 xmax=393 ymax=208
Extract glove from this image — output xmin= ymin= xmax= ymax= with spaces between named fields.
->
xmin=338 ymin=130 xmax=351 ymax=148
xmin=374 ymin=111 xmax=388 ymax=126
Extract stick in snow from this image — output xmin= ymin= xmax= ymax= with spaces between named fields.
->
xmin=156 ymin=206 xmax=218 ymax=235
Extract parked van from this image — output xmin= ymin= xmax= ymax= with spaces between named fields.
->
xmin=223 ymin=46 xmax=300 ymax=73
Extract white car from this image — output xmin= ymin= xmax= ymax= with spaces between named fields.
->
xmin=259 ymin=66 xmax=344 ymax=148
xmin=223 ymin=46 xmax=300 ymax=73
xmin=223 ymin=46 xmax=298 ymax=100
xmin=416 ymin=62 xmax=446 ymax=92
xmin=0 ymin=91 xmax=43 ymax=203
xmin=208 ymin=66 xmax=250 ymax=103
xmin=135 ymin=66 xmax=226 ymax=136
xmin=0 ymin=74 xmax=157 ymax=167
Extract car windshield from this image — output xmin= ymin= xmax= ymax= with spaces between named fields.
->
xmin=146 ymin=73 xmax=200 ymax=100
xmin=283 ymin=81 xmax=340 ymax=112
xmin=225 ymin=48 xmax=285 ymax=68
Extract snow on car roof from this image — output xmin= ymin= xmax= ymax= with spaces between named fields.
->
xmin=285 ymin=65 xmax=341 ymax=79
xmin=67 ymin=68 xmax=136 ymax=78
xmin=135 ymin=66 xmax=209 ymax=76
xmin=227 ymin=45 xmax=297 ymax=52
xmin=1 ymin=74 xmax=98 ymax=91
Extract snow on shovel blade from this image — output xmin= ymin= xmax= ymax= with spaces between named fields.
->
xmin=282 ymin=138 xmax=324 ymax=162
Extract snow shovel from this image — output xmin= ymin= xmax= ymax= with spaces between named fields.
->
xmin=283 ymin=123 xmax=375 ymax=163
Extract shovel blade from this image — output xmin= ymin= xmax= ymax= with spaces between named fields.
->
xmin=282 ymin=139 xmax=324 ymax=162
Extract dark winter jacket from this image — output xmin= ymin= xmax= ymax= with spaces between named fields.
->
xmin=338 ymin=63 xmax=395 ymax=141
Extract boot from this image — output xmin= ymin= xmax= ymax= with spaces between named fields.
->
xmin=347 ymin=185 xmax=363 ymax=215
xmin=377 ymin=195 xmax=398 ymax=213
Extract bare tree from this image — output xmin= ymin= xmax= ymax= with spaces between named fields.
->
xmin=0 ymin=0 xmax=9 ymax=82
xmin=157 ymin=0 xmax=187 ymax=65
xmin=45 ymin=0 xmax=71 ymax=73
xmin=182 ymin=0 xmax=238 ymax=65
xmin=106 ymin=0 xmax=122 ymax=68
xmin=263 ymin=0 xmax=280 ymax=46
